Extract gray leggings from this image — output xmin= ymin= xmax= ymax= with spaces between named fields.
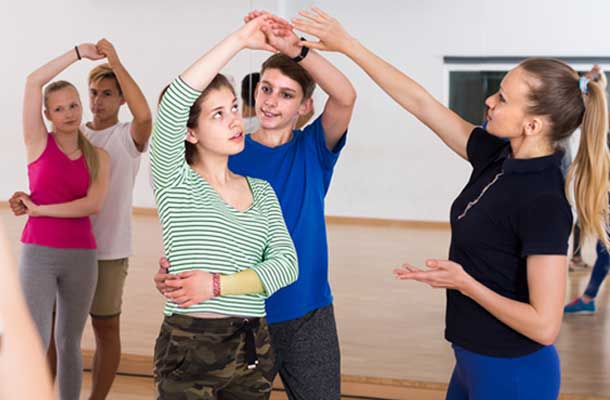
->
xmin=19 ymin=244 xmax=97 ymax=400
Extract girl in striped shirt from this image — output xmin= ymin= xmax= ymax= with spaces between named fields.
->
xmin=151 ymin=16 xmax=298 ymax=399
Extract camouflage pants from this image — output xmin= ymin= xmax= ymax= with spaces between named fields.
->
xmin=153 ymin=314 xmax=275 ymax=400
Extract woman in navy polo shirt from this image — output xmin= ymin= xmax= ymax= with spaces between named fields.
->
xmin=288 ymin=8 xmax=610 ymax=400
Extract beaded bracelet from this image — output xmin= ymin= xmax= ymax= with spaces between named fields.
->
xmin=212 ymin=273 xmax=221 ymax=297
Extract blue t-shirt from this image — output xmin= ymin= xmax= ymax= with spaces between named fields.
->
xmin=229 ymin=116 xmax=347 ymax=323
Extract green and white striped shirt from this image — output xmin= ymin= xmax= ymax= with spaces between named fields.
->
xmin=151 ymin=77 xmax=298 ymax=317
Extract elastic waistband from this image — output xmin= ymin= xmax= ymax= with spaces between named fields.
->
xmin=164 ymin=314 xmax=263 ymax=333
xmin=452 ymin=343 xmax=558 ymax=360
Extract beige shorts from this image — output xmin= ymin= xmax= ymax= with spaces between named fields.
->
xmin=89 ymin=258 xmax=129 ymax=318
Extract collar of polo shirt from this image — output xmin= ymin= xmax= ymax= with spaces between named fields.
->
xmin=494 ymin=146 xmax=564 ymax=175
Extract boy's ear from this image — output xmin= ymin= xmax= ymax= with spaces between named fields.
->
xmin=298 ymin=97 xmax=313 ymax=116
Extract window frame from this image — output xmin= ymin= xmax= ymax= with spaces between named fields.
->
xmin=443 ymin=57 xmax=610 ymax=123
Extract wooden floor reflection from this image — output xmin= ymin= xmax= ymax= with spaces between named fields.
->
xmin=2 ymin=209 xmax=608 ymax=398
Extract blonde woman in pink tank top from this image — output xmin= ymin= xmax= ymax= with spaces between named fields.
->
xmin=16 ymin=44 xmax=110 ymax=400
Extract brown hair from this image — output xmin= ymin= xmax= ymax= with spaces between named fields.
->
xmin=241 ymin=72 xmax=260 ymax=108
xmin=183 ymin=74 xmax=234 ymax=165
xmin=261 ymin=54 xmax=316 ymax=100
xmin=158 ymin=84 xmax=170 ymax=107
xmin=43 ymin=80 xmax=100 ymax=181
xmin=520 ymin=58 xmax=610 ymax=248
xmin=88 ymin=63 xmax=122 ymax=95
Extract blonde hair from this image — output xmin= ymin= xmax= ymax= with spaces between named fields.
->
xmin=43 ymin=80 xmax=100 ymax=182
xmin=566 ymin=80 xmax=610 ymax=249
xmin=520 ymin=59 xmax=610 ymax=249
xmin=88 ymin=63 xmax=122 ymax=95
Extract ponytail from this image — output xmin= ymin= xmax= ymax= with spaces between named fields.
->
xmin=566 ymin=79 xmax=610 ymax=249
xmin=519 ymin=59 xmax=610 ymax=249
xmin=77 ymin=129 xmax=100 ymax=182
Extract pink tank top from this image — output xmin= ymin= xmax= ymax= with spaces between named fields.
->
xmin=21 ymin=134 xmax=96 ymax=249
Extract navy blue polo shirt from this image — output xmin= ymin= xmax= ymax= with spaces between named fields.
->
xmin=446 ymin=127 xmax=573 ymax=358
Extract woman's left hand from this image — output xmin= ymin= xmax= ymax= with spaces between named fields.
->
xmin=17 ymin=194 xmax=41 ymax=217
xmin=163 ymin=270 xmax=215 ymax=308
xmin=393 ymin=259 xmax=472 ymax=292
xmin=290 ymin=7 xmax=355 ymax=53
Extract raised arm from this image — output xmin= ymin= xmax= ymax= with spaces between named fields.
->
xmin=248 ymin=11 xmax=356 ymax=150
xmin=18 ymin=148 xmax=110 ymax=218
xmin=180 ymin=16 xmax=275 ymax=91
xmin=96 ymin=39 xmax=152 ymax=151
xmin=291 ymin=7 xmax=474 ymax=160
xmin=23 ymin=44 xmax=104 ymax=163
xmin=151 ymin=16 xmax=275 ymax=190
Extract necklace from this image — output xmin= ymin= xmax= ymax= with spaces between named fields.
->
xmin=55 ymin=139 xmax=80 ymax=157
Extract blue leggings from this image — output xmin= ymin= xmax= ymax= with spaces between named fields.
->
xmin=446 ymin=345 xmax=560 ymax=400
xmin=584 ymin=240 xmax=610 ymax=299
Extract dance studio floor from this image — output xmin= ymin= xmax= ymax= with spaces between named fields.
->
xmin=2 ymin=207 xmax=608 ymax=399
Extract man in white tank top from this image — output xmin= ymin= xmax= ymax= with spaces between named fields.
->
xmin=9 ymin=38 xmax=152 ymax=400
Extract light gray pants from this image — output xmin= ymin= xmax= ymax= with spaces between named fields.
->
xmin=19 ymin=244 xmax=97 ymax=400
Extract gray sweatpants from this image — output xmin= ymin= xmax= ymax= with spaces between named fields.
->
xmin=19 ymin=244 xmax=97 ymax=400
xmin=268 ymin=304 xmax=341 ymax=400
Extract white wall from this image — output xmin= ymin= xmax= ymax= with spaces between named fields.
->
xmin=3 ymin=0 xmax=277 ymax=208
xmin=302 ymin=0 xmax=610 ymax=221
xmin=5 ymin=1 xmax=610 ymax=221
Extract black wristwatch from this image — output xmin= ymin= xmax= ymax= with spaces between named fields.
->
xmin=291 ymin=37 xmax=310 ymax=63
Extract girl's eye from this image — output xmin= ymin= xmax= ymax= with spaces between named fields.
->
xmin=213 ymin=112 xmax=222 ymax=119
xmin=499 ymin=94 xmax=505 ymax=103
xmin=261 ymin=86 xmax=271 ymax=93
xmin=231 ymin=105 xmax=239 ymax=112
xmin=282 ymin=93 xmax=293 ymax=99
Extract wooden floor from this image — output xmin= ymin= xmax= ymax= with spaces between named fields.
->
xmin=80 ymin=372 xmax=450 ymax=400
xmin=79 ymin=372 xmax=610 ymax=400
xmin=2 ymin=208 xmax=609 ymax=399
